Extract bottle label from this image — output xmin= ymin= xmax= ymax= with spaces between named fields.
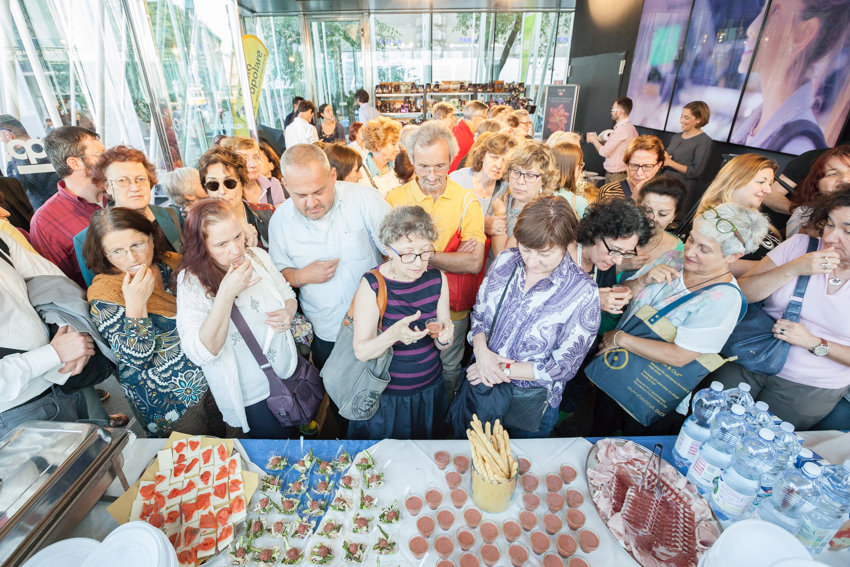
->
xmin=690 ymin=455 xmax=723 ymax=485
xmin=674 ymin=430 xmax=702 ymax=461
xmin=796 ymin=516 xmax=835 ymax=550
xmin=713 ymin=478 xmax=756 ymax=516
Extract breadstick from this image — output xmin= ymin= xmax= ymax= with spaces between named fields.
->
xmin=494 ymin=419 xmax=502 ymax=438
xmin=502 ymin=430 xmax=512 ymax=470
xmin=485 ymin=420 xmax=491 ymax=439
xmin=473 ymin=430 xmax=509 ymax=477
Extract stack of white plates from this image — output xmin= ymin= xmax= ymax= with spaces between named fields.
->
xmin=700 ymin=520 xmax=812 ymax=567
xmin=81 ymin=522 xmax=177 ymax=567
xmin=22 ymin=538 xmax=100 ymax=567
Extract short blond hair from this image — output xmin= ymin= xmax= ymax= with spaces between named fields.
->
xmin=363 ymin=116 xmax=402 ymax=152
xmin=222 ymin=135 xmax=260 ymax=154
xmin=431 ymin=102 xmax=455 ymax=120
xmin=623 ymin=135 xmax=665 ymax=166
xmin=466 ymin=132 xmax=518 ymax=174
xmin=505 ymin=141 xmax=559 ymax=195
xmin=698 ymin=154 xmax=778 ymax=215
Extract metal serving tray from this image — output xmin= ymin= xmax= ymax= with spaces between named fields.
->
xmin=0 ymin=421 xmax=130 ymax=566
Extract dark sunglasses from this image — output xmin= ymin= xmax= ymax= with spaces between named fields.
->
xmin=204 ymin=178 xmax=239 ymax=192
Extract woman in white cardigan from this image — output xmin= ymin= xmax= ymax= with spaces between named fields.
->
xmin=176 ymin=199 xmax=298 ymax=437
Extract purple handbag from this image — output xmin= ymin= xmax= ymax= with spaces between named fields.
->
xmin=230 ymin=305 xmax=324 ymax=427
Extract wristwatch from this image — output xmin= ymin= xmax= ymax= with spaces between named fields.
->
xmin=813 ymin=338 xmax=830 ymax=357
xmin=503 ymin=363 xmax=512 ymax=377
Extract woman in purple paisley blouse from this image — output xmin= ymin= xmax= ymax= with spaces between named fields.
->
xmin=466 ymin=195 xmax=601 ymax=438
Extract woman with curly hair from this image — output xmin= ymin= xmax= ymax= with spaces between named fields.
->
xmin=360 ymin=116 xmax=403 ymax=197
xmin=84 ymin=207 xmax=224 ymax=437
xmin=73 ymin=145 xmax=185 ymax=286
xmin=491 ymin=141 xmax=559 ymax=257
xmin=786 ymin=146 xmax=850 ymax=237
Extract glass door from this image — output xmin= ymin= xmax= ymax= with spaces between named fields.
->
xmin=307 ymin=16 xmax=368 ymax=131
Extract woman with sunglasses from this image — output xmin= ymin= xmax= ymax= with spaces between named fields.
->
xmin=591 ymin=203 xmax=770 ymax=435
xmin=491 ymin=141 xmax=559 ymax=257
xmin=348 ymin=206 xmax=453 ymax=440
xmin=73 ymin=145 xmax=185 ymax=286
xmin=197 ymin=146 xmax=275 ymax=249
xmin=697 ymin=153 xmax=781 ymax=276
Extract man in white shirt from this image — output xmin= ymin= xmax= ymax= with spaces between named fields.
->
xmin=284 ymin=100 xmax=319 ymax=148
xmin=355 ymin=89 xmax=380 ymax=124
xmin=0 ymin=231 xmax=97 ymax=437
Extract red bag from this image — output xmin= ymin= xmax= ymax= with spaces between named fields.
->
xmin=443 ymin=195 xmax=491 ymax=312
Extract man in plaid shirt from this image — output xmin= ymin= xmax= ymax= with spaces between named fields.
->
xmin=29 ymin=127 xmax=106 ymax=288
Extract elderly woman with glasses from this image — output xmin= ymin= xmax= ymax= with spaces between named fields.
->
xmin=197 ymin=145 xmax=275 ymax=249
xmin=73 ymin=145 xmax=185 ymax=286
xmin=83 ymin=207 xmax=223 ymax=437
xmin=348 ymin=205 xmax=453 ymax=440
xmin=598 ymin=135 xmax=665 ymax=201
xmin=590 ymin=202 xmax=770 ymax=435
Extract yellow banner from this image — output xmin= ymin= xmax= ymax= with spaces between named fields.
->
xmin=233 ymin=35 xmax=268 ymax=137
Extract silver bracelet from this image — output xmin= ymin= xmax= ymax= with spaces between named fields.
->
xmin=294 ymin=269 xmax=302 ymax=287
xmin=612 ymin=330 xmax=624 ymax=349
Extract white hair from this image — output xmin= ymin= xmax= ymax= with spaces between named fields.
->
xmin=693 ymin=202 xmax=769 ymax=256
xmin=404 ymin=121 xmax=459 ymax=164
xmin=546 ymin=131 xmax=581 ymax=147
xmin=161 ymin=167 xmax=200 ymax=207
xmin=400 ymin=124 xmax=419 ymax=149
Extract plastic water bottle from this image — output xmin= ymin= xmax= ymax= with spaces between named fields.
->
xmin=756 ymin=463 xmax=822 ymax=533
xmin=746 ymin=401 xmax=773 ymax=434
xmin=795 ymin=448 xmax=815 ymax=469
xmin=709 ymin=428 xmax=777 ymax=522
xmin=797 ymin=460 xmax=850 ymax=554
xmin=723 ymin=382 xmax=754 ymax=413
xmin=687 ymin=404 xmax=747 ymax=492
xmin=753 ymin=422 xmax=803 ymax=508
xmin=672 ymin=381 xmax=727 ymax=468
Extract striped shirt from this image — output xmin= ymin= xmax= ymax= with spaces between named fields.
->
xmin=597 ymin=179 xmax=634 ymax=201
xmin=365 ymin=266 xmax=443 ymax=394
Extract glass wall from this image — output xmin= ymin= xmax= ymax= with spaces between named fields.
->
xmin=371 ymin=13 xmax=428 ymax=84
xmin=310 ymin=18 xmax=365 ymax=129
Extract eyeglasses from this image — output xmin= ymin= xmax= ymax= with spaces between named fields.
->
xmin=105 ymin=239 xmax=151 ymax=259
xmin=415 ymin=164 xmax=449 ymax=175
xmin=627 ymin=163 xmax=659 ymax=173
xmin=388 ymin=244 xmax=437 ymax=264
xmin=509 ymin=168 xmax=542 ymax=183
xmin=204 ymin=178 xmax=239 ymax=192
xmin=108 ymin=175 xmax=150 ymax=189
xmin=701 ymin=206 xmax=746 ymax=247
xmin=602 ymin=239 xmax=638 ymax=259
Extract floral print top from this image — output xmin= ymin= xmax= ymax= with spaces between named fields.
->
xmin=90 ymin=262 xmax=208 ymax=436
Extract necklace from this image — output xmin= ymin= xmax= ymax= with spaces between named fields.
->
xmin=829 ymin=268 xmax=847 ymax=287
xmin=684 ymin=270 xmax=732 ymax=291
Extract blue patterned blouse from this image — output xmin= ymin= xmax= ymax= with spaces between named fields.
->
xmin=90 ymin=262 xmax=208 ymax=436
xmin=469 ymin=248 xmax=601 ymax=408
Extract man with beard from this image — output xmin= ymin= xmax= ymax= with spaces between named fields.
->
xmin=30 ymin=127 xmax=106 ymax=287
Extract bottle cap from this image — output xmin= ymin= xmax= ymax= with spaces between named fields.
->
xmin=731 ymin=404 xmax=745 ymax=415
xmin=802 ymin=462 xmax=822 ymax=477
xmin=755 ymin=401 xmax=769 ymax=412
xmin=779 ymin=422 xmax=795 ymax=433
xmin=759 ymin=428 xmax=775 ymax=442
xmin=738 ymin=383 xmax=751 ymax=392
xmin=710 ymin=381 xmax=724 ymax=392
xmin=798 ymin=448 xmax=813 ymax=459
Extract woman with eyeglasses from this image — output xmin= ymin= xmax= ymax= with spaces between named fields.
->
xmin=591 ymin=203 xmax=770 ymax=435
xmin=551 ymin=141 xmax=590 ymax=218
xmin=197 ymin=146 xmax=275 ymax=249
xmin=348 ymin=206 xmax=453 ymax=440
xmin=696 ymin=153 xmax=782 ymax=276
xmin=83 ymin=207 xmax=224 ymax=437
xmin=490 ymin=141 xmax=559 ymax=257
xmin=73 ymin=145 xmax=185 ymax=286
xmin=360 ymin=116 xmax=403 ymax=197
xmin=223 ymin=137 xmax=286 ymax=207
xmin=597 ymin=135 xmax=665 ymax=201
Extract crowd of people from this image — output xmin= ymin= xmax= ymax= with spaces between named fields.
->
xmin=1 ymin=92 xmax=849 ymax=443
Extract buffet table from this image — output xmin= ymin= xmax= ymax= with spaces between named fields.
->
xmin=62 ymin=436 xmax=849 ymax=567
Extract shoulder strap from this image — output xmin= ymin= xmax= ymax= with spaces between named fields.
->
xmin=781 ymin=236 xmax=820 ymax=322
xmin=487 ymin=265 xmax=519 ymax=346
xmin=230 ymin=304 xmax=277 ymax=382
xmin=346 ymin=268 xmax=388 ymax=331
xmin=458 ymin=191 xmax=479 ymax=230
xmin=166 ymin=206 xmax=185 ymax=244
xmin=648 ymin=282 xmax=747 ymax=325
xmin=362 ymin=164 xmax=379 ymax=190
xmin=0 ymin=237 xmax=12 ymax=268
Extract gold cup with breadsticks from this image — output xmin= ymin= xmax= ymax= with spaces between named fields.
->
xmin=467 ymin=414 xmax=519 ymax=513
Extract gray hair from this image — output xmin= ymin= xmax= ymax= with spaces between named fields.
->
xmin=399 ymin=124 xmax=419 ymax=149
xmin=430 ymin=102 xmax=455 ymax=121
xmin=693 ymin=202 xmax=769 ymax=256
xmin=546 ymin=130 xmax=581 ymax=147
xmin=404 ymin=120 xmax=459 ymax=164
xmin=463 ymin=100 xmax=488 ymax=122
xmin=161 ymin=167 xmax=201 ymax=207
xmin=379 ymin=205 xmax=438 ymax=247
xmin=281 ymin=143 xmax=331 ymax=178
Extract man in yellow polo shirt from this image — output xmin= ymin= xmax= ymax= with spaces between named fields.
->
xmin=386 ymin=121 xmax=485 ymax=399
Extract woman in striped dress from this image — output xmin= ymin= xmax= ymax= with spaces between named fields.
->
xmin=349 ymin=206 xmax=454 ymax=440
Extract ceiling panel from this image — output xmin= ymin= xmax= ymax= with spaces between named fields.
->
xmin=238 ymin=0 xmax=576 ymax=15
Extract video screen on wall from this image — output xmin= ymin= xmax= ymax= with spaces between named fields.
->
xmin=627 ymin=0 xmax=850 ymax=155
